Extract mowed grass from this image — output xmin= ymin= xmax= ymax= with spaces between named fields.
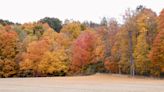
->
xmin=0 ymin=73 xmax=164 ymax=92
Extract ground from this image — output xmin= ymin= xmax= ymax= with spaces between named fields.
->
xmin=0 ymin=73 xmax=164 ymax=92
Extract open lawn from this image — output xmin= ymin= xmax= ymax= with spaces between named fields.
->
xmin=0 ymin=73 xmax=164 ymax=92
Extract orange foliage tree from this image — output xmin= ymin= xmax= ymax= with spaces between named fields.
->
xmin=149 ymin=9 xmax=164 ymax=76
xmin=0 ymin=26 xmax=19 ymax=77
xmin=19 ymin=37 xmax=51 ymax=77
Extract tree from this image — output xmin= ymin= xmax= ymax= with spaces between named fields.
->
xmin=19 ymin=25 xmax=72 ymax=76
xmin=21 ymin=22 xmax=48 ymax=40
xmin=134 ymin=33 xmax=151 ymax=75
xmin=61 ymin=22 xmax=83 ymax=40
xmin=100 ymin=17 xmax=108 ymax=26
xmin=19 ymin=37 xmax=51 ymax=76
xmin=0 ymin=59 xmax=18 ymax=77
xmin=136 ymin=8 xmax=157 ymax=46
xmin=0 ymin=19 xmax=15 ymax=26
xmin=123 ymin=9 xmax=138 ymax=76
xmin=71 ymin=29 xmax=104 ymax=74
xmin=148 ymin=9 xmax=164 ymax=76
xmin=38 ymin=49 xmax=69 ymax=76
xmin=40 ymin=17 xmax=62 ymax=32
xmin=71 ymin=30 xmax=96 ymax=73
xmin=133 ymin=8 xmax=157 ymax=75
xmin=116 ymin=28 xmax=130 ymax=74
xmin=0 ymin=26 xmax=19 ymax=77
xmin=0 ymin=30 xmax=19 ymax=59
xmin=149 ymin=30 xmax=164 ymax=76
xmin=97 ymin=18 xmax=120 ymax=73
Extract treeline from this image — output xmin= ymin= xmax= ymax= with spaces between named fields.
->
xmin=0 ymin=6 xmax=164 ymax=77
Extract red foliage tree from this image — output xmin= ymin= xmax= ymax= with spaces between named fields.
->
xmin=72 ymin=30 xmax=96 ymax=70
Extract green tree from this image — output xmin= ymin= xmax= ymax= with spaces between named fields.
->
xmin=100 ymin=17 xmax=108 ymax=26
xmin=40 ymin=17 xmax=62 ymax=32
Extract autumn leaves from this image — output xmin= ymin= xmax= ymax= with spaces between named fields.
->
xmin=0 ymin=7 xmax=164 ymax=77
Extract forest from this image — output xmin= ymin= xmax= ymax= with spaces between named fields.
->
xmin=0 ymin=6 xmax=164 ymax=78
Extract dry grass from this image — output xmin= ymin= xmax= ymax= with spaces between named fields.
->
xmin=0 ymin=73 xmax=164 ymax=92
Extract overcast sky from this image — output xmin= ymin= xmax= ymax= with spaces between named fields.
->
xmin=0 ymin=0 xmax=164 ymax=23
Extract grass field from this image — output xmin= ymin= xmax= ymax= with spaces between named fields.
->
xmin=0 ymin=73 xmax=164 ymax=92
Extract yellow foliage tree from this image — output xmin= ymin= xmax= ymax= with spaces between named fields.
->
xmin=38 ymin=48 xmax=69 ymax=76
xmin=134 ymin=33 xmax=151 ymax=75
xmin=61 ymin=22 xmax=82 ymax=40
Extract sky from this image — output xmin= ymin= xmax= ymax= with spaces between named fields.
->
xmin=0 ymin=0 xmax=164 ymax=24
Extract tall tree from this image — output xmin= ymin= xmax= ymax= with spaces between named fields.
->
xmin=149 ymin=29 xmax=164 ymax=76
xmin=134 ymin=8 xmax=157 ymax=75
xmin=134 ymin=33 xmax=151 ymax=75
xmin=116 ymin=28 xmax=130 ymax=74
xmin=149 ymin=9 xmax=164 ymax=76
xmin=97 ymin=18 xmax=120 ymax=73
xmin=123 ymin=9 xmax=138 ymax=76
xmin=0 ymin=26 xmax=19 ymax=77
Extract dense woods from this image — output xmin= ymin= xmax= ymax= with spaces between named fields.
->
xmin=0 ymin=6 xmax=164 ymax=77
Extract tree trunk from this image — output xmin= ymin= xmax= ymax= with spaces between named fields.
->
xmin=128 ymin=31 xmax=135 ymax=76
